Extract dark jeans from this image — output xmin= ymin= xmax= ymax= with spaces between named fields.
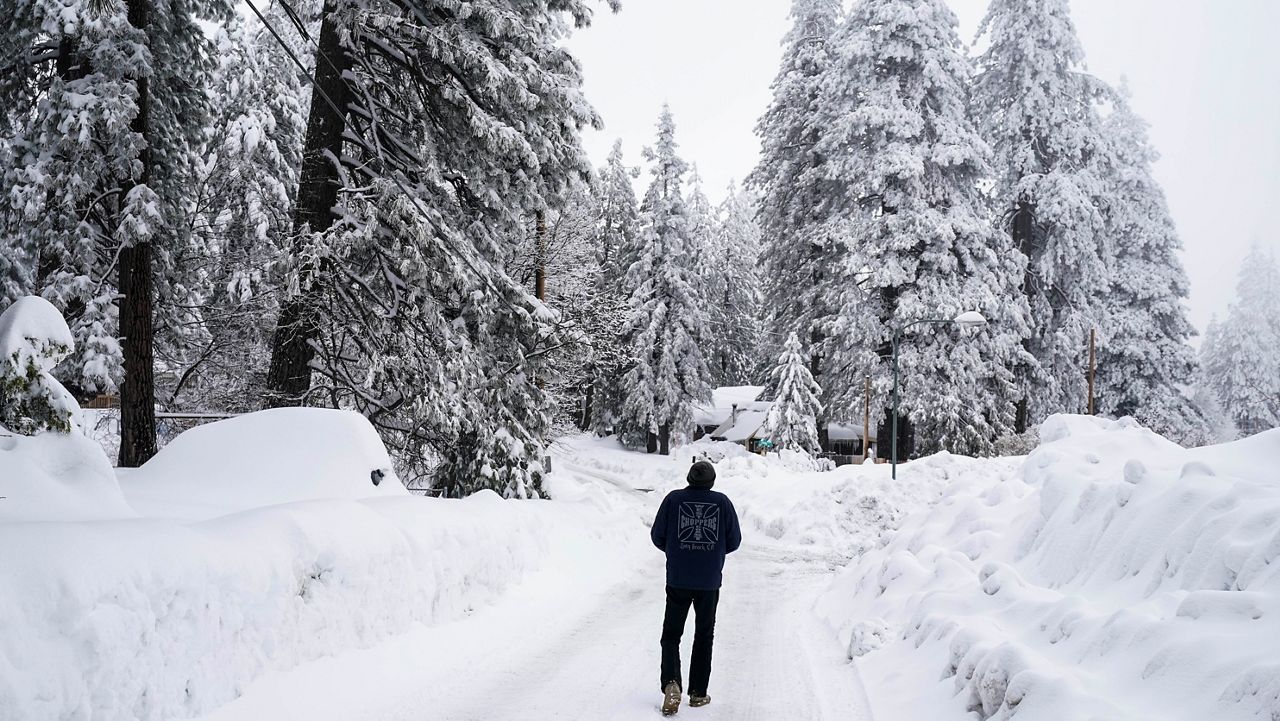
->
xmin=660 ymin=585 xmax=720 ymax=695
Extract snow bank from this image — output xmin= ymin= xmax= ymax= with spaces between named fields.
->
xmin=0 ymin=417 xmax=646 ymax=721
xmin=0 ymin=296 xmax=133 ymax=523
xmin=121 ymin=408 xmax=407 ymax=519
xmin=818 ymin=414 xmax=1280 ymax=721
xmin=554 ymin=433 xmax=991 ymax=561
xmin=0 ymin=425 xmax=135 ymax=523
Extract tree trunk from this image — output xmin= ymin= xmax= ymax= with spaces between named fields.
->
xmin=647 ymin=431 xmax=658 ymax=454
xmin=265 ymin=0 xmax=351 ymax=407
xmin=1012 ymin=199 xmax=1036 ymax=433
xmin=810 ymin=328 xmax=830 ymax=452
xmin=118 ymin=0 xmax=157 ymax=467
xmin=580 ymin=380 xmax=594 ymax=430
xmin=534 ymin=211 xmax=547 ymax=301
xmin=659 ymin=424 xmax=671 ymax=456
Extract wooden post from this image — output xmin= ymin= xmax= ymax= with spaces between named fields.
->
xmin=1087 ymin=328 xmax=1097 ymax=415
xmin=863 ymin=375 xmax=871 ymax=461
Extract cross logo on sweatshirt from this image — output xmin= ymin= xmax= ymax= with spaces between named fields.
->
xmin=678 ymin=502 xmax=720 ymax=545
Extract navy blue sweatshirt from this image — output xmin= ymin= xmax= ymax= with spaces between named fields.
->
xmin=650 ymin=486 xmax=742 ymax=590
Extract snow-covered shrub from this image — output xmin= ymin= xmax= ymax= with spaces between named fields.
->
xmin=0 ymin=296 xmax=79 ymax=434
xmin=993 ymin=425 xmax=1039 ymax=456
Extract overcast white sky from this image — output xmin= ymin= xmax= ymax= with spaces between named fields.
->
xmin=566 ymin=0 xmax=1280 ymax=336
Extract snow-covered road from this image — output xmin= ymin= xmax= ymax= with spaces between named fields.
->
xmin=198 ymin=442 xmax=876 ymax=721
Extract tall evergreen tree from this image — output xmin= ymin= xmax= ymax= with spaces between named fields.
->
xmin=597 ymin=139 xmax=641 ymax=287
xmin=620 ymin=106 xmax=713 ymax=455
xmin=763 ymin=331 xmax=822 ymax=453
xmin=706 ymin=182 xmax=763 ymax=386
xmin=1 ymin=0 xmax=233 ymax=464
xmin=1201 ymin=246 xmax=1280 ymax=436
xmin=817 ymin=0 xmax=1030 ymax=457
xmin=255 ymin=0 xmax=616 ymax=495
xmin=167 ymin=10 xmax=311 ymax=412
xmin=748 ymin=0 xmax=843 ymax=447
xmin=973 ymin=0 xmax=1113 ymax=430
xmin=1094 ymin=86 xmax=1206 ymax=444
xmin=588 ymin=140 xmax=639 ymax=434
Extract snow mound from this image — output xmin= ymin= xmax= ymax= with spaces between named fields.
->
xmin=0 ymin=425 xmax=135 ymax=522
xmin=122 ymin=408 xmax=407 ymax=519
xmin=1 ymin=423 xmax=648 ymax=720
xmin=818 ymin=415 xmax=1280 ymax=721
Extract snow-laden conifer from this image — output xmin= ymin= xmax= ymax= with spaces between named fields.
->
xmin=267 ymin=0 xmax=615 ymax=495
xmin=620 ymin=106 xmax=713 ymax=454
xmin=748 ymin=0 xmax=843 ymax=417
xmin=588 ymin=141 xmax=640 ymax=434
xmin=818 ymin=0 xmax=1030 ymax=456
xmin=1093 ymin=86 xmax=1207 ymax=444
xmin=763 ymin=332 xmax=822 ymax=453
xmin=597 ymin=140 xmax=641 ymax=288
xmin=972 ymin=0 xmax=1113 ymax=427
xmin=1200 ymin=247 xmax=1280 ymax=436
xmin=706 ymin=183 xmax=763 ymax=386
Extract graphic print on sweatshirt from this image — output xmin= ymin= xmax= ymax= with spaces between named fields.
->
xmin=678 ymin=502 xmax=719 ymax=549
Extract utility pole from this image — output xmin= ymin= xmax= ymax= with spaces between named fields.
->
xmin=1087 ymin=328 xmax=1097 ymax=415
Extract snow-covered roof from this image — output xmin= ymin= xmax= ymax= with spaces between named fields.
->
xmin=692 ymin=385 xmax=766 ymax=426
xmin=828 ymin=422 xmax=870 ymax=442
xmin=710 ymin=401 xmax=772 ymax=442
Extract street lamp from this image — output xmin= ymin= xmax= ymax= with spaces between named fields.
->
xmin=890 ymin=311 xmax=988 ymax=479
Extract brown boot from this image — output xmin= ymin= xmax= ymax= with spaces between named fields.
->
xmin=689 ymin=693 xmax=711 ymax=708
xmin=661 ymin=681 xmax=682 ymax=716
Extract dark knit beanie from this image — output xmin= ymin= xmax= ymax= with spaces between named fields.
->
xmin=687 ymin=460 xmax=716 ymax=488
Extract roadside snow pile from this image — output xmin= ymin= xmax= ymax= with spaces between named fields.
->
xmin=0 ymin=296 xmax=134 ymax=523
xmin=555 ymin=433 xmax=999 ymax=561
xmin=0 ymin=425 xmax=136 ymax=523
xmin=1 ymin=414 xmax=646 ymax=721
xmin=818 ymin=414 xmax=1280 ymax=721
xmin=121 ymin=408 xmax=407 ymax=519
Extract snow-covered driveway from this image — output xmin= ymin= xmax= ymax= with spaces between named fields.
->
xmin=198 ymin=440 xmax=876 ymax=721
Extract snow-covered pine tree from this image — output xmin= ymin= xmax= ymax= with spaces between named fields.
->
xmin=973 ymin=0 xmax=1113 ymax=431
xmin=597 ymin=139 xmax=642 ymax=288
xmin=817 ymin=0 xmax=1030 ymax=457
xmin=269 ymin=0 xmax=615 ymax=495
xmin=169 ymin=8 xmax=311 ymax=412
xmin=748 ymin=0 xmax=843 ymax=447
xmin=1194 ymin=317 xmax=1240 ymax=442
xmin=1200 ymin=246 xmax=1280 ymax=436
xmin=1 ymin=3 xmax=138 ymax=399
xmin=706 ymin=182 xmax=763 ymax=386
xmin=620 ymin=106 xmax=713 ymax=455
xmin=587 ymin=142 xmax=639 ymax=434
xmin=762 ymin=331 xmax=822 ymax=453
xmin=1093 ymin=85 xmax=1207 ymax=444
xmin=1 ymin=0 xmax=233 ymax=464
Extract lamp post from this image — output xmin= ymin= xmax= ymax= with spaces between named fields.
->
xmin=890 ymin=311 xmax=988 ymax=479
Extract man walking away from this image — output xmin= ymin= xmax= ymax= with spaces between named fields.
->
xmin=650 ymin=460 xmax=742 ymax=716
